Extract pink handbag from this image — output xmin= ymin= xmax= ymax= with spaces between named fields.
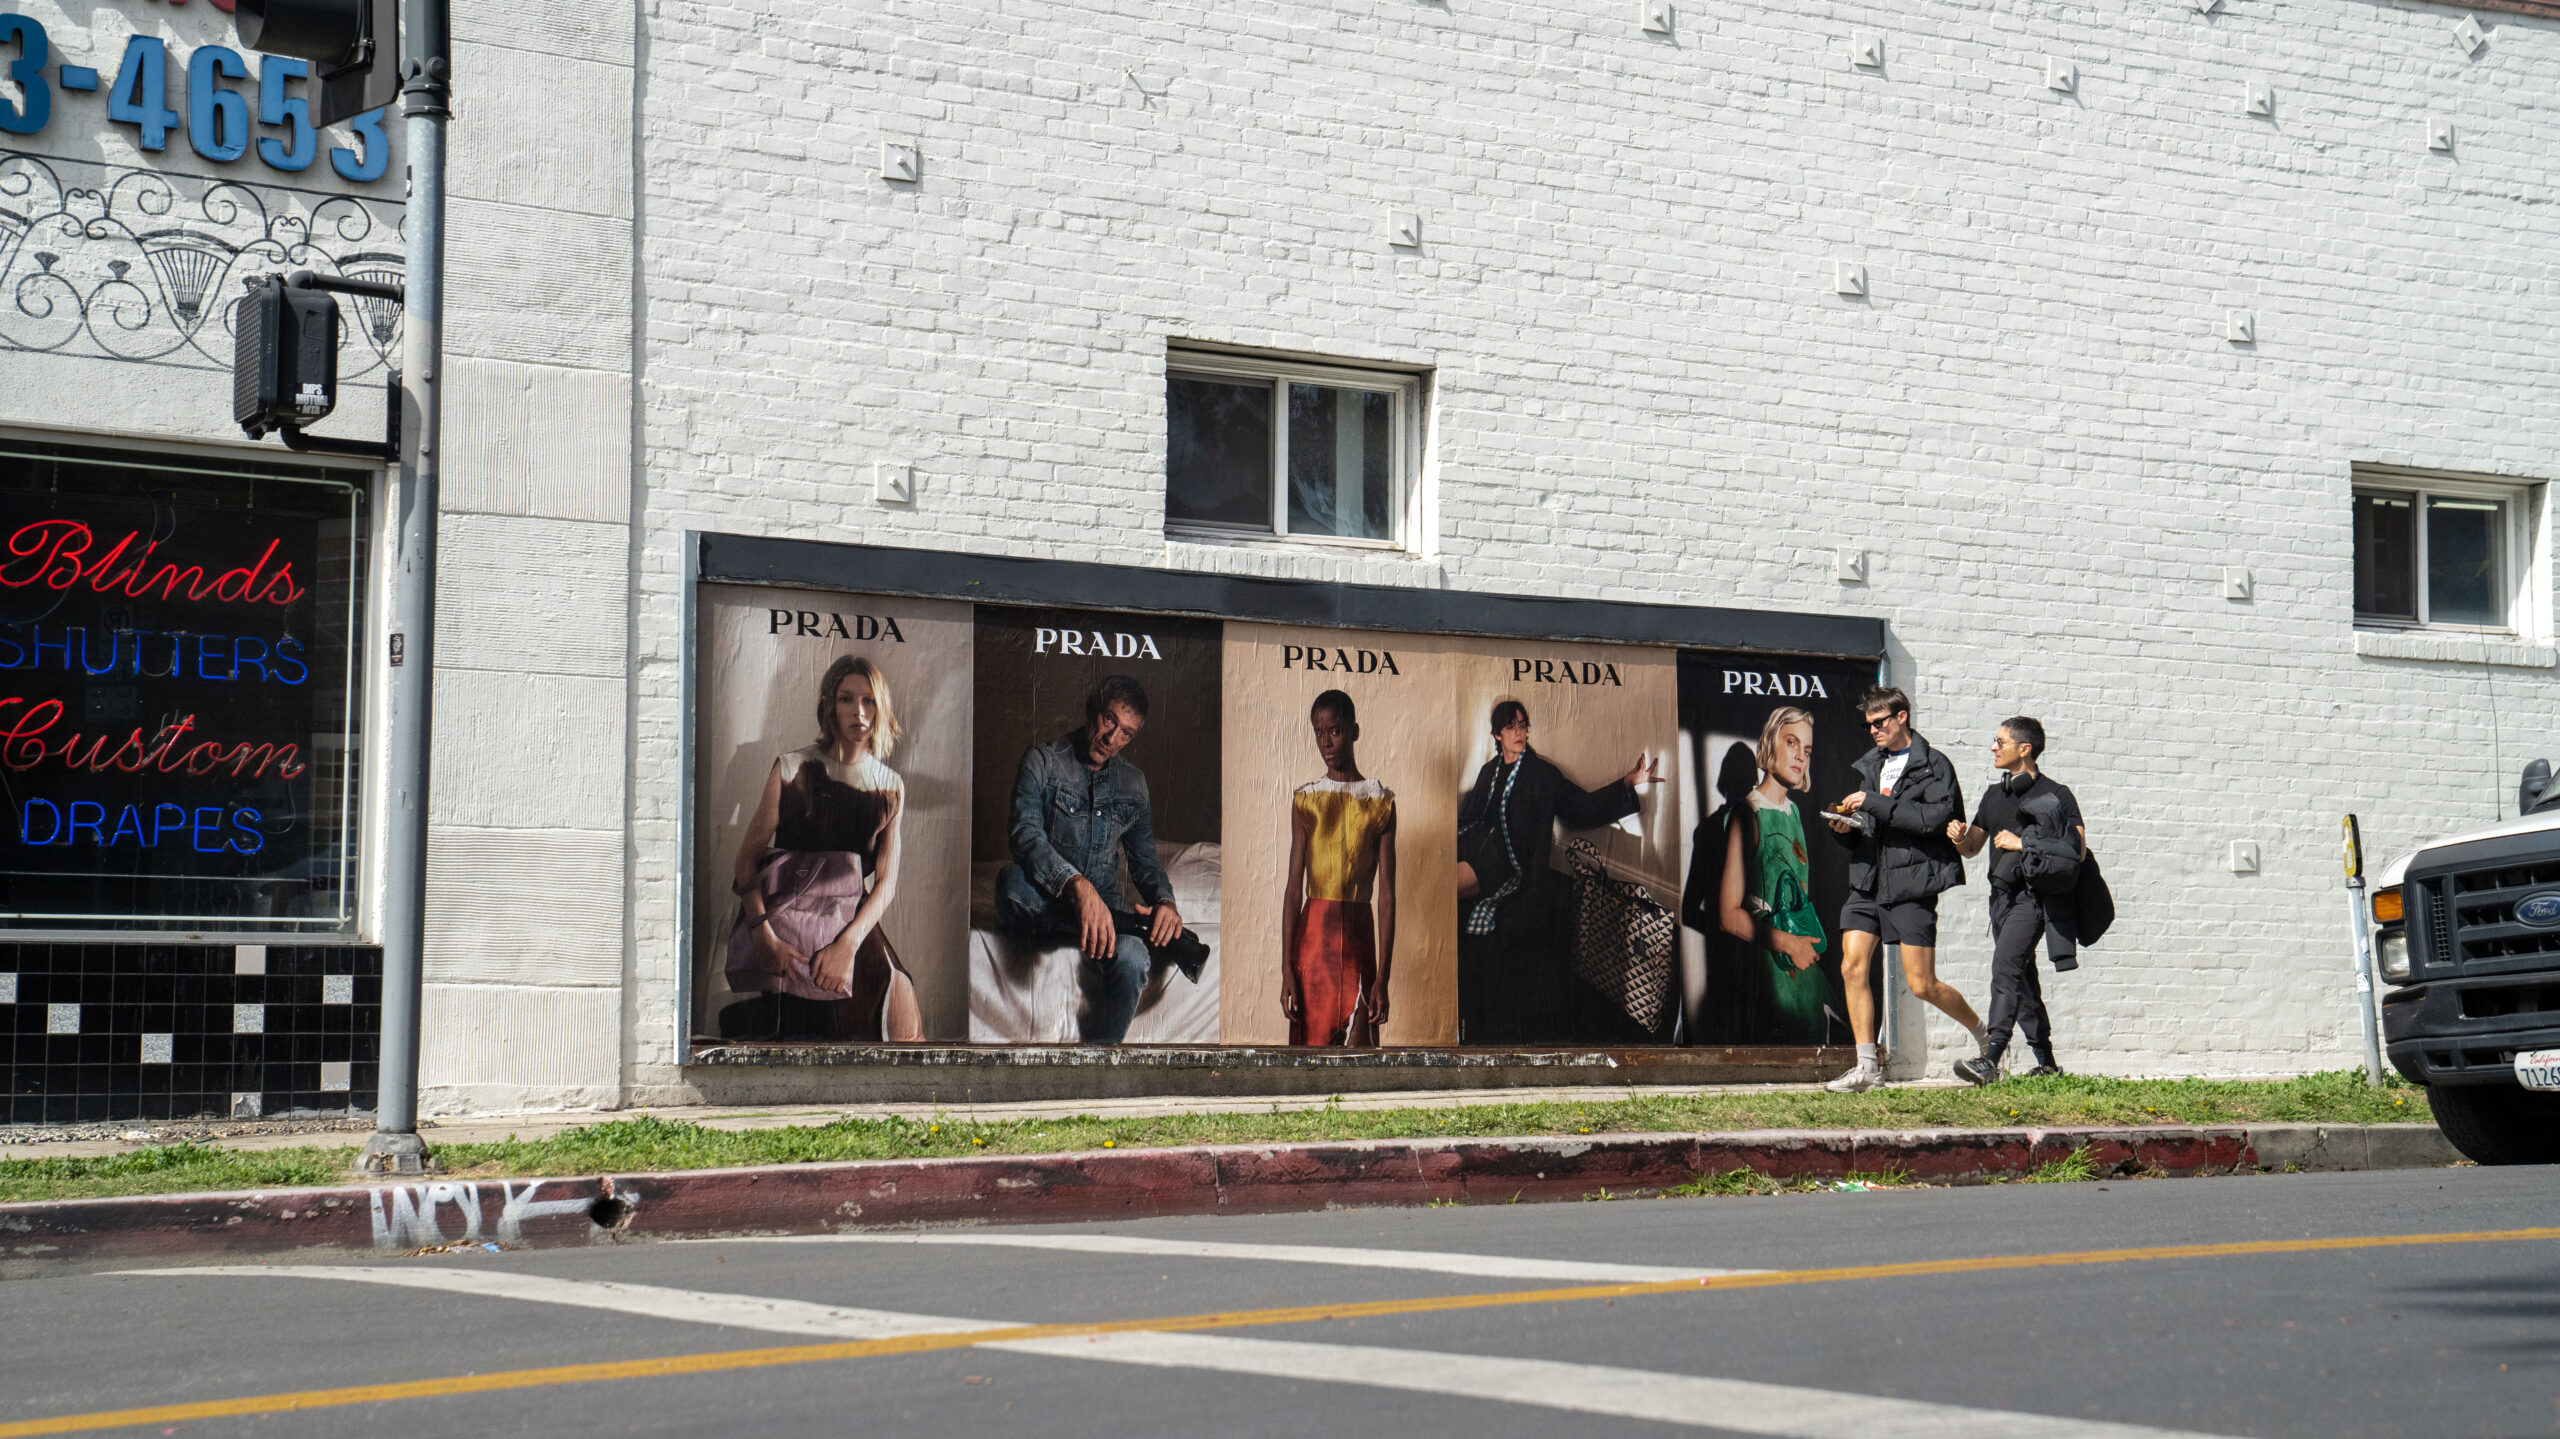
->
xmin=725 ymin=849 xmax=867 ymax=996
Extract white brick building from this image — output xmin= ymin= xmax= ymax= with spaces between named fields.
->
xmin=4 ymin=0 xmax=2555 ymax=1116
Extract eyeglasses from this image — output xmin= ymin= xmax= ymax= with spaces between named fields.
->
xmin=1864 ymin=716 xmax=1898 ymax=731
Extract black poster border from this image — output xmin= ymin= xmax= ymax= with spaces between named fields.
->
xmin=694 ymin=534 xmax=1886 ymax=659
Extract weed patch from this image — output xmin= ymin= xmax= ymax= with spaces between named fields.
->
xmin=1657 ymin=1164 xmax=1922 ymax=1199
xmin=2026 ymin=1147 xmax=2102 ymax=1184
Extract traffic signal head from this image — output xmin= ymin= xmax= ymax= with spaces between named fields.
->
xmin=234 ymin=275 xmax=341 ymax=439
xmin=234 ymin=0 xmax=397 ymax=127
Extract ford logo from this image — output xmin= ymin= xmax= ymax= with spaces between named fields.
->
xmin=2517 ymin=892 xmax=2560 ymax=928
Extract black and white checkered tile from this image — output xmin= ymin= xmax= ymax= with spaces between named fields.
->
xmin=1 ymin=944 xmax=381 ymax=1124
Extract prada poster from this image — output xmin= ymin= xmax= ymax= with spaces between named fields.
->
xmin=1675 ymin=652 xmax=1883 ymax=1046
xmin=691 ymin=581 xmax=1876 ymax=1048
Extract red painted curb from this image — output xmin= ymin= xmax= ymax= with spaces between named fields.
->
xmin=0 ymin=1125 xmax=2254 ymax=1277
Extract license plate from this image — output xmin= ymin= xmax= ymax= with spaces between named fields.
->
xmin=2518 ymin=1049 xmax=2560 ymax=1090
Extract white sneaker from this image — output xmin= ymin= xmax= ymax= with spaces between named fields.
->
xmin=1824 ymin=1063 xmax=1882 ymax=1094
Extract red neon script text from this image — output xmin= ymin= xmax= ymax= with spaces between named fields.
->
xmin=0 ymin=702 xmax=306 ymax=780
xmin=0 ymin=520 xmax=305 ymax=608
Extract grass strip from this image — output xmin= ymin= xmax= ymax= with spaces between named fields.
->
xmin=0 ymin=1069 xmax=2422 ymax=1204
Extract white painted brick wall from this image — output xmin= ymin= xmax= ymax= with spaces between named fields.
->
xmin=419 ymin=0 xmax=637 ymax=1114
xmin=628 ymin=0 xmax=2560 ymax=1096
xmin=12 ymin=0 xmax=2560 ymax=1113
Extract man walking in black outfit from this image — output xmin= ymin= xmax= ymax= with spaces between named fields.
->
xmin=1819 ymin=687 xmax=1987 ymax=1093
xmin=1946 ymin=715 xmax=2085 ymax=1085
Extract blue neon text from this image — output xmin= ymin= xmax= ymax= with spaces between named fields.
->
xmin=0 ymin=625 xmax=306 ymax=684
xmin=18 ymin=798 xmax=264 ymax=854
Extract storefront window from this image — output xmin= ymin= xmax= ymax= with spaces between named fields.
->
xmin=0 ymin=440 xmax=367 ymax=930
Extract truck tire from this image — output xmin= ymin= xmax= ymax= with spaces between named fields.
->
xmin=2425 ymin=1084 xmax=2560 ymax=1165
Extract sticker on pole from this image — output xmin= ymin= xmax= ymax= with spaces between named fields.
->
xmin=2518 ymin=1049 xmax=2560 ymax=1091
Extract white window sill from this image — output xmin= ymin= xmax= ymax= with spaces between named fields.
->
xmin=1163 ymin=531 xmax=1437 ymax=586
xmin=2353 ymin=629 xmax=2556 ymax=668
xmin=1165 ymin=525 xmax=1411 ymax=555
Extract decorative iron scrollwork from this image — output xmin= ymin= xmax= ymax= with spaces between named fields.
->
xmin=0 ymin=149 xmax=404 ymax=374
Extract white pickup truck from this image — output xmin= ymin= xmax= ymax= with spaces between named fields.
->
xmin=2371 ymin=766 xmax=2560 ymax=1165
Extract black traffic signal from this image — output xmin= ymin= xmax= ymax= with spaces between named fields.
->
xmin=235 ymin=0 xmax=397 ymax=128
xmin=234 ymin=274 xmax=341 ymax=439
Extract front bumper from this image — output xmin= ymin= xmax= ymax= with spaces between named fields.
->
xmin=2382 ymin=977 xmax=2560 ymax=1085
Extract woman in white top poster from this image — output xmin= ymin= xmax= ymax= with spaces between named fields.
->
xmin=722 ymin=655 xmax=925 ymax=1041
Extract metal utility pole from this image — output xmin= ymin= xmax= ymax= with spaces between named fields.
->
xmin=358 ymin=0 xmax=449 ymax=1175
xmin=2342 ymin=815 xmax=2385 ymax=1086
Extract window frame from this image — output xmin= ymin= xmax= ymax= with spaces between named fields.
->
xmin=2352 ymin=468 xmax=2538 ymax=636
xmin=0 ymin=434 xmax=374 ymax=936
xmin=1164 ymin=348 xmax=1424 ymax=552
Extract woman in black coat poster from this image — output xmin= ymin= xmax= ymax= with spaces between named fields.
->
xmin=1454 ymin=699 xmax=1661 ymax=1042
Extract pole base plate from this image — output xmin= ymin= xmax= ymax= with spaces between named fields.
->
xmin=354 ymin=1131 xmax=436 ymax=1176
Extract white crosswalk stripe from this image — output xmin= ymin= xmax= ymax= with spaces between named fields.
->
xmin=119 ymin=1265 xmax=2234 ymax=1438
xmin=992 ymin=1330 xmax=2229 ymax=1439
xmin=706 ymin=1230 xmax=1759 ymax=1283
xmin=133 ymin=1265 xmax=993 ymax=1339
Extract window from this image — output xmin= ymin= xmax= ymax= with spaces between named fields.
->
xmin=1166 ymin=348 xmax=1422 ymax=548
xmin=0 ymin=439 xmax=368 ymax=931
xmin=2354 ymin=470 xmax=2534 ymax=632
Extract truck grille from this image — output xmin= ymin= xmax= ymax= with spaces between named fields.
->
xmin=2421 ymin=861 xmax=2560 ymax=972
xmin=2460 ymin=982 xmax=2560 ymax=1018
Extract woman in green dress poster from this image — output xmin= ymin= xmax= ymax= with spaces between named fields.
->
xmin=1715 ymin=706 xmax=1829 ymax=1042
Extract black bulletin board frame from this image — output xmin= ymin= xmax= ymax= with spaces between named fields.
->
xmin=680 ymin=533 xmax=1887 ymax=1071
xmin=694 ymin=535 xmax=1886 ymax=659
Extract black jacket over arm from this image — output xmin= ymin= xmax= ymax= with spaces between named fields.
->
xmin=1458 ymin=750 xmax=1638 ymax=913
xmin=1829 ymin=729 xmax=1967 ymax=903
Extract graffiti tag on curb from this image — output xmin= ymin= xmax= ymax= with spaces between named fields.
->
xmin=366 ymin=1179 xmax=636 ymax=1252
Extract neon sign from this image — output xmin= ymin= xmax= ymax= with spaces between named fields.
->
xmin=0 ymin=703 xmax=304 ymax=777
xmin=0 ymin=624 xmax=308 ymax=682
xmin=0 ymin=453 xmax=359 ymax=927
xmin=2 ymin=520 xmax=305 ymax=605
xmin=21 ymin=799 xmax=266 ymax=853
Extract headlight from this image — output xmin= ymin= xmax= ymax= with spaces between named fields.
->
xmin=2372 ymin=886 xmax=2404 ymax=924
xmin=2375 ymin=928 xmax=2411 ymax=982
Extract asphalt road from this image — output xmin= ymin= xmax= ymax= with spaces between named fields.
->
xmin=5 ymin=1166 xmax=2556 ymax=1437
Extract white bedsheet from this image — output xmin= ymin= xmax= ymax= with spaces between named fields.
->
xmin=966 ymin=842 xmax=1222 ymax=1044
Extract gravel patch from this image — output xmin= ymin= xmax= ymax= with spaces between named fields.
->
xmin=0 ymin=1114 xmax=423 ymax=1148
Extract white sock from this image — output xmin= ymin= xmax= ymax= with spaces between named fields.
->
xmin=1969 ymin=1025 xmax=1989 ymax=1053
xmin=1855 ymin=1042 xmax=1878 ymax=1068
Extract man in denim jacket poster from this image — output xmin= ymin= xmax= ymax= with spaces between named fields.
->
xmin=995 ymin=673 xmax=1185 ymax=1041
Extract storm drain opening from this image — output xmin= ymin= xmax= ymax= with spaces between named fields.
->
xmin=588 ymin=1195 xmax=632 ymax=1229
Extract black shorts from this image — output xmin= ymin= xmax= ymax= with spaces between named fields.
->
xmin=1840 ymin=893 xmax=1939 ymax=946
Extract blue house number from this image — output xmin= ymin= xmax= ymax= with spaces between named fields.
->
xmin=0 ymin=13 xmax=385 ymax=183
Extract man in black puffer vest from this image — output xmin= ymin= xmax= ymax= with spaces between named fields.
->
xmin=1819 ymin=687 xmax=1988 ymax=1092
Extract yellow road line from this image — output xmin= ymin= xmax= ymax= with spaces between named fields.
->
xmin=8 ymin=1224 xmax=2555 ymax=1437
